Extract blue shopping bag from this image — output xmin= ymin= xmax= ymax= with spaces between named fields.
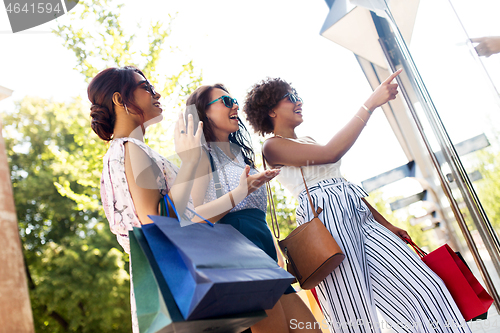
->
xmin=130 ymin=227 xmax=266 ymax=333
xmin=142 ymin=196 xmax=295 ymax=321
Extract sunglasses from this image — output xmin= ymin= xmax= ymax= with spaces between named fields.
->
xmin=137 ymin=80 xmax=158 ymax=96
xmin=207 ymin=95 xmax=239 ymax=108
xmin=282 ymin=92 xmax=302 ymax=104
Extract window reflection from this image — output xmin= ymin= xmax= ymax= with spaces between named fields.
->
xmin=392 ymin=0 xmax=500 ymax=299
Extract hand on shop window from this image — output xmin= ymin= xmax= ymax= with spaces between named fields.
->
xmin=471 ymin=36 xmax=500 ymax=57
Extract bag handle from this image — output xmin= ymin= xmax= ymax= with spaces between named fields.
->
xmin=262 ymin=135 xmax=322 ymax=238
xmin=264 ymin=136 xmax=320 ymax=219
xmin=163 ymin=194 xmax=214 ymax=227
xmin=262 ymin=153 xmax=280 ymax=239
xmin=163 ymin=194 xmax=180 ymax=220
xmin=205 ymin=147 xmax=224 ymax=199
xmin=300 ymin=168 xmax=320 ymax=219
xmin=403 ymin=237 xmax=427 ymax=258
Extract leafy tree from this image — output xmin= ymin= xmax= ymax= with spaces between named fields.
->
xmin=266 ymin=181 xmax=298 ymax=240
xmin=28 ymin=223 xmax=130 ymax=332
xmin=474 ymin=148 xmax=500 ymax=231
xmin=365 ymin=190 xmax=435 ymax=250
xmin=4 ymin=97 xmax=130 ymax=332
xmin=3 ymin=0 xmax=202 ymax=331
xmin=52 ymin=0 xmax=202 ymax=212
xmin=4 ymin=97 xmax=102 ymax=253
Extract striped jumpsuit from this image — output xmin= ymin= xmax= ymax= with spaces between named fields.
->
xmin=277 ymin=138 xmax=471 ymax=333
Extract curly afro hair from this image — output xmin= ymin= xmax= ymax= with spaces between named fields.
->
xmin=243 ymin=77 xmax=297 ymax=136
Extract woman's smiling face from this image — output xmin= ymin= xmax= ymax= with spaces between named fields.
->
xmin=271 ymin=91 xmax=304 ymax=129
xmin=131 ymin=72 xmax=163 ymax=124
xmin=205 ymin=88 xmax=240 ymax=141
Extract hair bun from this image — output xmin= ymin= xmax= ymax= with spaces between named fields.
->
xmin=90 ymin=104 xmax=114 ymax=141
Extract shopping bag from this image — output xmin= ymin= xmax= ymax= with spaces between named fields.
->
xmin=405 ymin=239 xmax=493 ymax=321
xmin=130 ymin=227 xmax=267 ymax=333
xmin=143 ymin=213 xmax=295 ymax=321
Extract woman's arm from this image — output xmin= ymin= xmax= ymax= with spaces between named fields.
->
xmin=124 ymin=114 xmax=203 ymax=224
xmin=189 ymin=151 xmax=236 ymax=223
xmin=124 ymin=143 xmax=200 ymax=224
xmin=124 ymin=142 xmax=163 ymax=224
xmin=273 ymin=238 xmax=285 ymax=268
xmin=362 ymin=198 xmax=411 ymax=240
xmin=167 ymin=113 xmax=203 ymax=217
xmin=264 ymin=69 xmax=402 ymax=167
xmin=191 ymin=161 xmax=280 ymax=224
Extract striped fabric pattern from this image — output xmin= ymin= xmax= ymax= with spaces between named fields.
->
xmin=295 ymin=178 xmax=471 ymax=333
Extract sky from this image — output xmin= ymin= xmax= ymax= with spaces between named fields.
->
xmin=1 ymin=0 xmax=499 ymax=199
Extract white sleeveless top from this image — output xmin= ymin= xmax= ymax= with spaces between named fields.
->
xmin=275 ymin=137 xmax=342 ymax=198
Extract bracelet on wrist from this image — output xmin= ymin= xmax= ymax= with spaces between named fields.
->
xmin=228 ymin=191 xmax=235 ymax=208
xmin=362 ymin=104 xmax=373 ymax=115
xmin=355 ymin=115 xmax=367 ymax=126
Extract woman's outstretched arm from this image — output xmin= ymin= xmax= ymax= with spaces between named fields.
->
xmin=263 ymin=69 xmax=402 ymax=167
xmin=190 ymin=161 xmax=280 ymax=224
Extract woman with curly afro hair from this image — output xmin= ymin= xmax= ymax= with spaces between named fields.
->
xmin=243 ymin=70 xmax=471 ymax=333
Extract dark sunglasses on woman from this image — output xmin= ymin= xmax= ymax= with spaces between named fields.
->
xmin=137 ymin=80 xmax=158 ymax=96
xmin=207 ymin=95 xmax=239 ymax=108
xmin=282 ymin=92 xmax=302 ymax=104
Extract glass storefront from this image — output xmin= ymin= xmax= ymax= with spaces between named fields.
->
xmin=321 ymin=0 xmax=500 ymax=322
xmin=391 ymin=0 xmax=500 ymax=305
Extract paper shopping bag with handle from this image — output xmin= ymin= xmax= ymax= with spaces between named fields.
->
xmin=141 ymin=194 xmax=294 ymax=321
xmin=405 ymin=238 xmax=493 ymax=321
xmin=130 ymin=227 xmax=266 ymax=333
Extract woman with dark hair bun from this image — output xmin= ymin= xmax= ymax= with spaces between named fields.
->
xmin=186 ymin=84 xmax=321 ymax=333
xmin=243 ymin=71 xmax=472 ymax=333
xmin=88 ymin=66 xmax=203 ymax=332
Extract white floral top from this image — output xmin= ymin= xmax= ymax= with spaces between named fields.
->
xmin=101 ymin=137 xmax=199 ymax=333
xmin=100 ymin=137 xmax=194 ymax=254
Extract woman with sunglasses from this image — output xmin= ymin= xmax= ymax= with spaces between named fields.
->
xmin=88 ymin=66 xmax=203 ymax=333
xmin=186 ymin=84 xmax=321 ymax=333
xmin=243 ymin=71 xmax=471 ymax=333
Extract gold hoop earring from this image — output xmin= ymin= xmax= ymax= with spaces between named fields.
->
xmin=124 ymin=104 xmax=130 ymax=115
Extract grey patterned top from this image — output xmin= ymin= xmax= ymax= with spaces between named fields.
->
xmin=203 ymin=144 xmax=267 ymax=213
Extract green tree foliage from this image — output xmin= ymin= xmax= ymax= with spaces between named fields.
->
xmin=474 ymin=148 xmax=500 ymax=231
xmin=3 ymin=0 xmax=202 ymax=331
xmin=4 ymin=97 xmax=131 ymax=332
xmin=52 ymin=0 xmax=202 ymax=212
xmin=4 ymin=97 xmax=101 ymax=252
xmin=365 ymin=190 xmax=435 ymax=250
xmin=28 ymin=224 xmax=130 ymax=332
xmin=266 ymin=181 xmax=297 ymax=240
